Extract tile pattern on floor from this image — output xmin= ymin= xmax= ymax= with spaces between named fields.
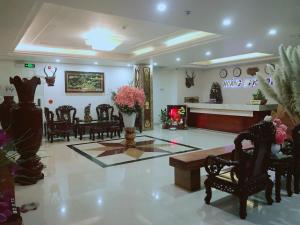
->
xmin=67 ymin=135 xmax=199 ymax=167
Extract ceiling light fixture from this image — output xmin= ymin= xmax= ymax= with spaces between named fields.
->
xmin=133 ymin=47 xmax=154 ymax=56
xmin=157 ymin=3 xmax=167 ymax=12
xmin=246 ymin=42 xmax=253 ymax=48
xmin=191 ymin=52 xmax=273 ymax=65
xmin=268 ymin=28 xmax=277 ymax=36
xmin=94 ymin=61 xmax=98 ymax=65
xmin=55 ymin=59 xmax=60 ymax=63
xmin=176 ymin=57 xmax=181 ymax=62
xmin=164 ymin=31 xmax=215 ymax=47
xmin=153 ymin=62 xmax=158 ymax=66
xmin=222 ymin=18 xmax=232 ymax=26
xmin=127 ymin=64 xmax=131 ymax=67
xmin=15 ymin=44 xmax=97 ymax=56
xmin=83 ymin=28 xmax=123 ymax=51
xmin=205 ymin=51 xmax=211 ymax=56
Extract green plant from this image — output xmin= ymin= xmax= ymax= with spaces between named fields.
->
xmin=258 ymin=45 xmax=300 ymax=125
xmin=252 ymin=89 xmax=266 ymax=100
xmin=160 ymin=108 xmax=170 ymax=125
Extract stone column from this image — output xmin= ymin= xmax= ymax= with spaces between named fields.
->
xmin=134 ymin=64 xmax=153 ymax=130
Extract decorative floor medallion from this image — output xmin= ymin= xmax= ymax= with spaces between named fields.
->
xmin=68 ymin=135 xmax=200 ymax=167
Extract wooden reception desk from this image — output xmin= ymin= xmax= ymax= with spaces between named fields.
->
xmin=187 ymin=103 xmax=278 ymax=133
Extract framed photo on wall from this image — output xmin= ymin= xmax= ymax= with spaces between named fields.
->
xmin=65 ymin=71 xmax=104 ymax=93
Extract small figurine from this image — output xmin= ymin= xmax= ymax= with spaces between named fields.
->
xmin=84 ymin=104 xmax=92 ymax=122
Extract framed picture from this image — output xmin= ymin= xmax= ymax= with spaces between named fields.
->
xmin=65 ymin=71 xmax=104 ymax=93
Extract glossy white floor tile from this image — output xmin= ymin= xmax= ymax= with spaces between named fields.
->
xmin=15 ymin=126 xmax=300 ymax=225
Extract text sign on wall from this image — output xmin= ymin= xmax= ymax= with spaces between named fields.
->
xmin=223 ymin=77 xmax=273 ymax=88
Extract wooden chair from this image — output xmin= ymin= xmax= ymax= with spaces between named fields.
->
xmin=55 ymin=105 xmax=77 ymax=134
xmin=293 ymin=124 xmax=300 ymax=193
xmin=44 ymin=107 xmax=72 ymax=143
xmin=204 ymin=121 xmax=275 ymax=219
xmin=95 ymin=104 xmax=121 ymax=138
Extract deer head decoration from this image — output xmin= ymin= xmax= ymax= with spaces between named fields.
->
xmin=185 ymin=70 xmax=196 ymax=88
xmin=44 ymin=65 xmax=57 ymax=86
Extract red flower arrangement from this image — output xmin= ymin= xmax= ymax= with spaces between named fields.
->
xmin=114 ymin=86 xmax=145 ymax=114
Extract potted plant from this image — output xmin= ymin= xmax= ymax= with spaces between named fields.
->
xmin=160 ymin=108 xmax=170 ymax=129
xmin=114 ymin=86 xmax=145 ymax=147
xmin=250 ymin=89 xmax=267 ymax=105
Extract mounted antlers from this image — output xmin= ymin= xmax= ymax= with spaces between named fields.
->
xmin=185 ymin=70 xmax=196 ymax=88
xmin=44 ymin=65 xmax=57 ymax=86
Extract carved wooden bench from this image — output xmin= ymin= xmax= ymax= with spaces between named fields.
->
xmin=169 ymin=143 xmax=252 ymax=192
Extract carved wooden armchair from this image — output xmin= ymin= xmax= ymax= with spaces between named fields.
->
xmin=96 ymin=104 xmax=115 ymax=121
xmin=44 ymin=107 xmax=73 ymax=143
xmin=293 ymin=124 xmax=300 ymax=193
xmin=204 ymin=121 xmax=275 ymax=219
xmin=55 ymin=105 xmax=77 ymax=133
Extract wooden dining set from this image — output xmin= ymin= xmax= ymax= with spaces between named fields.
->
xmin=43 ymin=104 xmax=142 ymax=143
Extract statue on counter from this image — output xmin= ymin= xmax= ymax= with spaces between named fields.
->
xmin=84 ymin=104 xmax=92 ymax=122
xmin=209 ymin=82 xmax=223 ymax=104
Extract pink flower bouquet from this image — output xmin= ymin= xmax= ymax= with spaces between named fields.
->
xmin=114 ymin=86 xmax=145 ymax=114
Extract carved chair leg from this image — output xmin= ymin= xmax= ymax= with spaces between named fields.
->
xmin=118 ymin=130 xmax=121 ymax=138
xmin=204 ymin=179 xmax=212 ymax=204
xmin=51 ymin=134 xmax=53 ymax=143
xmin=286 ymin=169 xmax=293 ymax=197
xmin=265 ymin=179 xmax=274 ymax=205
xmin=275 ymin=169 xmax=282 ymax=202
xmin=294 ymin=167 xmax=300 ymax=194
xmin=67 ymin=134 xmax=70 ymax=142
xmin=239 ymin=195 xmax=248 ymax=219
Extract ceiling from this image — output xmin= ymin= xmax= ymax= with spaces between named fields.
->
xmin=0 ymin=0 xmax=300 ymax=68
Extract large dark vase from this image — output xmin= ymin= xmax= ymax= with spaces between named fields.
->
xmin=9 ymin=76 xmax=44 ymax=185
xmin=0 ymin=96 xmax=17 ymax=131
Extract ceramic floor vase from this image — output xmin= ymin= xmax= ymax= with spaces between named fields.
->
xmin=121 ymin=112 xmax=136 ymax=148
xmin=9 ymin=76 xmax=44 ymax=185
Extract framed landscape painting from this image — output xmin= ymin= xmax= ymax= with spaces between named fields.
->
xmin=65 ymin=71 xmax=104 ymax=93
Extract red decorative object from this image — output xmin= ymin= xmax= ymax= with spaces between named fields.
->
xmin=9 ymin=76 xmax=44 ymax=185
xmin=167 ymin=105 xmax=187 ymax=129
xmin=0 ymin=96 xmax=17 ymax=131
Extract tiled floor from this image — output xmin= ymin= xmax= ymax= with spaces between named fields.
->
xmin=15 ymin=126 xmax=300 ymax=225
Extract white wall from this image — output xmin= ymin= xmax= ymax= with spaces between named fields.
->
xmin=0 ymin=60 xmax=134 ymax=119
xmin=198 ymin=62 xmax=278 ymax=104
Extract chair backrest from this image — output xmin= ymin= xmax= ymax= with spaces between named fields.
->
xmin=44 ymin=107 xmax=54 ymax=123
xmin=233 ymin=121 xmax=275 ymax=185
xmin=292 ymin=124 xmax=300 ymax=161
xmin=55 ymin=105 xmax=76 ymax=123
xmin=96 ymin=104 xmax=114 ymax=121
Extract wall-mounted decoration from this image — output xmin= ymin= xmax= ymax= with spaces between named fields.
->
xmin=44 ymin=65 xmax=57 ymax=86
xmin=167 ymin=105 xmax=187 ymax=129
xmin=247 ymin=67 xmax=259 ymax=76
xmin=264 ymin=63 xmax=275 ymax=75
xmin=232 ymin=67 xmax=242 ymax=77
xmin=185 ymin=70 xmax=196 ymax=88
xmin=184 ymin=96 xmax=199 ymax=103
xmin=223 ymin=77 xmax=273 ymax=88
xmin=219 ymin=68 xmax=228 ymax=78
xmin=209 ymin=82 xmax=223 ymax=103
xmin=65 ymin=71 xmax=104 ymax=93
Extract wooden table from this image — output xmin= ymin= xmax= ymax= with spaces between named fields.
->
xmin=169 ymin=142 xmax=252 ymax=191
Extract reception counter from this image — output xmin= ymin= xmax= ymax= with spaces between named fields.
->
xmin=187 ymin=103 xmax=278 ymax=133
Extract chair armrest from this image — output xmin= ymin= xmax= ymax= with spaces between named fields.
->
xmin=204 ymin=155 xmax=238 ymax=176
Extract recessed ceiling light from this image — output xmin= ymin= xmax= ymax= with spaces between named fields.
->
xmin=94 ymin=61 xmax=98 ymax=65
xmin=205 ymin=51 xmax=211 ymax=56
xmin=268 ymin=28 xmax=277 ymax=36
xmin=133 ymin=47 xmax=154 ymax=56
xmin=176 ymin=57 xmax=181 ymax=62
xmin=127 ymin=64 xmax=131 ymax=67
xmin=164 ymin=31 xmax=215 ymax=47
xmin=222 ymin=18 xmax=232 ymax=26
xmin=55 ymin=59 xmax=60 ymax=63
xmin=246 ymin=42 xmax=253 ymax=48
xmin=15 ymin=44 xmax=97 ymax=56
xmin=157 ymin=3 xmax=167 ymax=12
xmin=153 ymin=62 xmax=158 ymax=66
xmin=191 ymin=52 xmax=273 ymax=65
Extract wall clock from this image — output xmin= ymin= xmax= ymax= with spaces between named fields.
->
xmin=233 ymin=67 xmax=242 ymax=77
xmin=264 ymin=63 xmax=275 ymax=75
xmin=219 ymin=68 xmax=228 ymax=78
